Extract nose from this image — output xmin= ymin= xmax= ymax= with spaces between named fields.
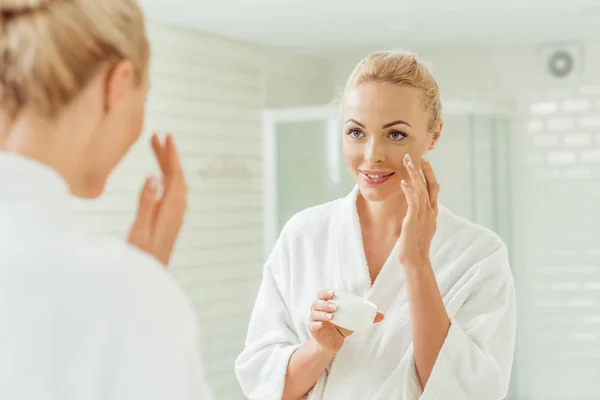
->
xmin=364 ymin=137 xmax=385 ymax=164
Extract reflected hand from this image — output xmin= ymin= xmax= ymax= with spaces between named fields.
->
xmin=127 ymin=133 xmax=188 ymax=266
xmin=308 ymin=289 xmax=384 ymax=353
xmin=397 ymin=154 xmax=439 ymax=269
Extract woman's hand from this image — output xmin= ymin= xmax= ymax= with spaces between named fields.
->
xmin=127 ymin=133 xmax=188 ymax=267
xmin=398 ymin=154 xmax=439 ymax=269
xmin=309 ymin=289 xmax=384 ymax=353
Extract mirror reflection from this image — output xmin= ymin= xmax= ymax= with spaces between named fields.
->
xmin=1 ymin=0 xmax=599 ymax=399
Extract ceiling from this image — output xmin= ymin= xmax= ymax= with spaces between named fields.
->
xmin=139 ymin=0 xmax=600 ymax=57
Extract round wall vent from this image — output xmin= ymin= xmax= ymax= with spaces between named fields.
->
xmin=547 ymin=50 xmax=574 ymax=78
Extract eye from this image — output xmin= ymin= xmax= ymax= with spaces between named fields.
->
xmin=388 ymin=131 xmax=406 ymax=141
xmin=347 ymin=129 xmax=365 ymax=139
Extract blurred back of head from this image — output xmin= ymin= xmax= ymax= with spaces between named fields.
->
xmin=0 ymin=0 xmax=148 ymax=120
xmin=0 ymin=0 xmax=151 ymax=198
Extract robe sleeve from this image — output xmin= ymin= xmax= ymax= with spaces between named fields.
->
xmin=403 ymin=244 xmax=517 ymax=400
xmin=235 ymin=232 xmax=303 ymax=400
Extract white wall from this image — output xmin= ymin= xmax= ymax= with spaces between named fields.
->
xmin=333 ymin=43 xmax=600 ymax=400
xmin=332 ymin=43 xmax=600 ymax=103
xmin=72 ymin=21 xmax=332 ymax=400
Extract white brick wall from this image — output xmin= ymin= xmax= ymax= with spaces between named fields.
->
xmin=73 ymin=21 xmax=332 ymax=400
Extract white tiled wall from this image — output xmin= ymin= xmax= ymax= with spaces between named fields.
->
xmin=73 ymin=21 xmax=332 ymax=399
xmin=513 ymin=91 xmax=600 ymax=400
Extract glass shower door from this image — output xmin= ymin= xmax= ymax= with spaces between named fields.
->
xmin=262 ymin=107 xmax=354 ymax=256
xmin=275 ymin=120 xmax=345 ymax=230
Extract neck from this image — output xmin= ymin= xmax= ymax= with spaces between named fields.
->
xmin=356 ymin=189 xmax=408 ymax=237
xmin=2 ymin=115 xmax=83 ymax=193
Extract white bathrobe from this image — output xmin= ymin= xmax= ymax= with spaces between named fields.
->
xmin=235 ymin=185 xmax=516 ymax=400
xmin=0 ymin=153 xmax=213 ymax=400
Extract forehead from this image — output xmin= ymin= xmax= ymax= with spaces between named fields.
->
xmin=342 ymin=82 xmax=427 ymax=127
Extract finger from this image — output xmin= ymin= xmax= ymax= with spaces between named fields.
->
xmin=159 ymin=135 xmax=187 ymax=204
xmin=401 ymin=179 xmax=419 ymax=211
xmin=131 ymin=176 xmax=159 ymax=231
xmin=317 ymin=289 xmax=335 ymax=301
xmin=165 ymin=134 xmax=185 ymax=179
xmin=308 ymin=321 xmax=324 ymax=333
xmin=312 ymin=300 xmax=338 ymax=313
xmin=310 ymin=310 xmax=334 ymax=322
xmin=151 ymin=133 xmax=168 ymax=175
xmin=151 ymin=181 xmax=187 ymax=260
xmin=152 ymin=136 xmax=188 ymax=232
xmin=373 ymin=312 xmax=385 ymax=324
xmin=153 ymin=177 xmax=187 ymax=239
xmin=404 ymin=154 xmax=426 ymax=196
xmin=421 ymin=155 xmax=440 ymax=210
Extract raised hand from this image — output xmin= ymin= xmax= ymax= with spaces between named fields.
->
xmin=127 ymin=133 xmax=188 ymax=266
xmin=397 ymin=154 xmax=439 ymax=269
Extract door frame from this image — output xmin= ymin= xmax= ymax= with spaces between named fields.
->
xmin=262 ymin=105 xmax=340 ymax=259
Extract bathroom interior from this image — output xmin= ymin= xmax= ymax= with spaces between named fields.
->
xmin=71 ymin=1 xmax=600 ymax=398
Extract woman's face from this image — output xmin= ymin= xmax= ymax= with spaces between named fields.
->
xmin=342 ymin=82 xmax=441 ymax=203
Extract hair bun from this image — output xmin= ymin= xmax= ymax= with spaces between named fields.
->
xmin=0 ymin=0 xmax=61 ymax=21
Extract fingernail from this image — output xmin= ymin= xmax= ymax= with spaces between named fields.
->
xmin=327 ymin=290 xmax=334 ymax=297
xmin=328 ymin=303 xmax=338 ymax=311
xmin=422 ymin=154 xmax=430 ymax=164
xmin=149 ymin=176 xmax=159 ymax=190
xmin=405 ymin=153 xmax=412 ymax=162
xmin=150 ymin=177 xmax=163 ymax=200
xmin=408 ymin=161 xmax=415 ymax=170
xmin=315 ymin=321 xmax=323 ymax=328
xmin=401 ymin=180 xmax=408 ymax=187
xmin=325 ymin=313 xmax=333 ymax=320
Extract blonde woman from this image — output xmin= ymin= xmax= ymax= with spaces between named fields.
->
xmin=236 ymin=51 xmax=516 ymax=400
xmin=0 ymin=0 xmax=212 ymax=398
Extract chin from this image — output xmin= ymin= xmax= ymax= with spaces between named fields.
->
xmin=357 ymin=184 xmax=395 ymax=203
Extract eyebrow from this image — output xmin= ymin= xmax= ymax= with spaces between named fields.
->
xmin=345 ymin=118 xmax=412 ymax=129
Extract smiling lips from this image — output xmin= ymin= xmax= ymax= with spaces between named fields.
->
xmin=360 ymin=170 xmax=395 ymax=185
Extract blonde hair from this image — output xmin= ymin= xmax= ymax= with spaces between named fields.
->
xmin=0 ymin=0 xmax=149 ymax=119
xmin=344 ymin=50 xmax=442 ymax=132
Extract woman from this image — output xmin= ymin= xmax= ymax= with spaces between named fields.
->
xmin=235 ymin=50 xmax=516 ymax=399
xmin=0 ymin=0 xmax=212 ymax=398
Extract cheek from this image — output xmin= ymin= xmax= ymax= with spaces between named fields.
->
xmin=390 ymin=155 xmax=407 ymax=173
xmin=127 ymin=99 xmax=146 ymax=142
xmin=342 ymin=139 xmax=363 ymax=168
xmin=396 ymin=141 xmax=427 ymax=165
xmin=136 ymin=106 xmax=145 ymax=137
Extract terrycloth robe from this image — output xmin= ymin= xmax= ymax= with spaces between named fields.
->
xmin=0 ymin=153 xmax=214 ymax=400
xmin=235 ymin=185 xmax=516 ymax=400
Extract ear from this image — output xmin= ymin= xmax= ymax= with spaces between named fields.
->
xmin=103 ymin=60 xmax=135 ymax=114
xmin=428 ymin=120 xmax=443 ymax=151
